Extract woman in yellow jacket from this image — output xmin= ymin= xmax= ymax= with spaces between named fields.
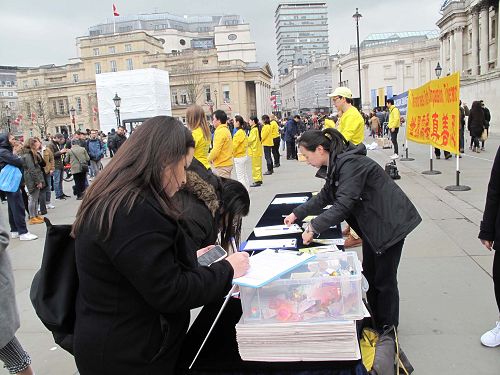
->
xmin=270 ymin=114 xmax=281 ymax=167
xmin=232 ymin=115 xmax=250 ymax=191
xmin=248 ymin=116 xmax=263 ymax=187
xmin=261 ymin=115 xmax=274 ymax=175
xmin=186 ymin=104 xmax=211 ymax=169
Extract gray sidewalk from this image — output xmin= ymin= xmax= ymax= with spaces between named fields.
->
xmin=2 ymin=130 xmax=500 ymax=374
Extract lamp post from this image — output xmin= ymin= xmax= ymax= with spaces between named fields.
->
xmin=113 ymin=92 xmax=121 ymax=128
xmin=353 ymin=8 xmax=362 ymax=109
xmin=435 ymin=62 xmax=442 ymax=79
xmin=316 ymin=93 xmax=319 ymax=114
xmin=5 ymin=105 xmax=11 ymax=133
xmin=338 ymin=63 xmax=343 ymax=87
xmin=69 ymin=106 xmax=76 ymax=133
xmin=213 ymin=89 xmax=218 ymax=109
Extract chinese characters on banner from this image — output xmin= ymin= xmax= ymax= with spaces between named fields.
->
xmin=406 ymin=72 xmax=460 ymax=154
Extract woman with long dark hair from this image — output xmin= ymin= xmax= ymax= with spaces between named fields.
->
xmin=284 ymin=128 xmax=421 ymax=331
xmin=468 ymin=100 xmax=485 ymax=153
xmin=248 ymin=116 xmax=263 ymax=187
xmin=72 ymin=116 xmax=249 ymax=374
xmin=261 ymin=114 xmax=274 ymax=175
xmin=19 ymin=137 xmax=45 ymax=224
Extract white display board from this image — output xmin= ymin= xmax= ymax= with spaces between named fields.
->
xmin=95 ymin=68 xmax=171 ymax=135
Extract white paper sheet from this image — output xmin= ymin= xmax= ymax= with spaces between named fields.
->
xmin=271 ymin=196 xmax=309 ymax=205
xmin=312 ymin=238 xmax=345 ymax=246
xmin=243 ymin=239 xmax=297 ymax=251
xmin=253 ymin=224 xmax=302 ymax=237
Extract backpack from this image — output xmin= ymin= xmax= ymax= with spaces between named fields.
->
xmin=385 ymin=161 xmax=401 ymax=180
xmin=30 ymin=218 xmax=77 ymax=354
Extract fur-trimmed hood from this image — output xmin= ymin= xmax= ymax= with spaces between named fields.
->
xmin=182 ymin=170 xmax=220 ymax=217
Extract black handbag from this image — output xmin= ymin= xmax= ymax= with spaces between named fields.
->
xmin=71 ymin=150 xmax=89 ymax=174
xmin=30 ymin=218 xmax=77 ymax=354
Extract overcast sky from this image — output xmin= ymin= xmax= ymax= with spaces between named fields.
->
xmin=0 ymin=0 xmax=443 ymax=75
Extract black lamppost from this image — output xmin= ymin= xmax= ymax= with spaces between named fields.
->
xmin=113 ymin=93 xmax=121 ymax=128
xmin=316 ymin=93 xmax=319 ymax=114
xmin=353 ymin=8 xmax=362 ymax=109
xmin=5 ymin=105 xmax=11 ymax=132
xmin=69 ymin=106 xmax=76 ymax=133
xmin=435 ymin=62 xmax=442 ymax=79
xmin=213 ymin=89 xmax=218 ymax=109
xmin=338 ymin=63 xmax=343 ymax=87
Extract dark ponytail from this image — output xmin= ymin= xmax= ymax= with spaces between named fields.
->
xmin=250 ymin=116 xmax=261 ymax=141
xmin=261 ymin=115 xmax=270 ymax=125
xmin=298 ymin=128 xmax=346 ymax=156
xmin=234 ymin=115 xmax=248 ymax=131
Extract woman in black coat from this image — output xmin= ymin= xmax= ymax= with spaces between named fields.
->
xmin=284 ymin=128 xmax=421 ymax=331
xmin=467 ymin=100 xmax=485 ymax=153
xmin=478 ymin=146 xmax=500 ymax=347
xmin=71 ymin=117 xmax=249 ymax=374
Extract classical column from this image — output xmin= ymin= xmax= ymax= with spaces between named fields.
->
xmin=480 ymin=4 xmax=490 ymax=74
xmin=255 ymin=81 xmax=263 ymax=116
xmin=472 ymin=8 xmax=480 ymax=75
xmin=450 ymin=31 xmax=456 ymax=73
xmin=455 ymin=27 xmax=464 ymax=74
xmin=497 ymin=2 xmax=500 ymax=68
xmin=440 ymin=37 xmax=445 ymax=74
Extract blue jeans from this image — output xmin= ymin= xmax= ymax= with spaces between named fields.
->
xmin=53 ymin=169 xmax=64 ymax=198
xmin=6 ymin=189 xmax=27 ymax=235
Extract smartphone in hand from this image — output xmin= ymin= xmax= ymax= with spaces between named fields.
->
xmin=197 ymin=245 xmax=228 ymax=267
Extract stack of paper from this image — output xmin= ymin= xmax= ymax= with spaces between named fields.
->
xmin=254 ymin=224 xmax=302 ymax=237
xmin=236 ymin=320 xmax=360 ymax=362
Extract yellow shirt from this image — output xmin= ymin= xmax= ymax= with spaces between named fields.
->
xmin=338 ymin=106 xmax=365 ymax=145
xmin=232 ymin=128 xmax=248 ymax=158
xmin=261 ymin=124 xmax=274 ymax=146
xmin=388 ymin=106 xmax=401 ymax=129
xmin=324 ymin=118 xmax=336 ymax=129
xmin=208 ymin=124 xmax=233 ymax=167
xmin=271 ymin=120 xmax=280 ymax=138
xmin=191 ymin=127 xmax=210 ymax=169
xmin=248 ymin=125 xmax=263 ymax=157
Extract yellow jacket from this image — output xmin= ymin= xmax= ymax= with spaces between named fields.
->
xmin=191 ymin=127 xmax=211 ymax=169
xmin=388 ymin=106 xmax=401 ymax=129
xmin=338 ymin=106 xmax=365 ymax=145
xmin=248 ymin=125 xmax=263 ymax=157
xmin=232 ymin=128 xmax=248 ymax=158
xmin=324 ymin=118 xmax=336 ymax=129
xmin=261 ymin=124 xmax=274 ymax=146
xmin=271 ymin=120 xmax=280 ymax=138
xmin=208 ymin=124 xmax=233 ymax=167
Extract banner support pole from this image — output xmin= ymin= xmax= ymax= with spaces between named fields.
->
xmin=445 ymin=152 xmax=471 ymax=191
xmin=422 ymin=145 xmax=441 ymax=175
xmin=400 ymin=125 xmax=414 ymax=161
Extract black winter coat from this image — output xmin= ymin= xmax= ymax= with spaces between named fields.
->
xmin=479 ymin=146 xmax=500 ymax=250
xmin=293 ymin=143 xmax=421 ymax=254
xmin=0 ymin=134 xmax=23 ymax=171
xmin=74 ymin=195 xmax=233 ymax=374
xmin=468 ymin=108 xmax=485 ymax=138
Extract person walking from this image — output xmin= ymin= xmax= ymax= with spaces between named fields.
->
xmin=261 ymin=115 xmax=274 ymax=175
xmin=248 ymin=116 xmax=263 ymax=187
xmin=47 ymin=134 xmax=69 ymax=200
xmin=0 ymin=134 xmax=37 ymax=241
xmin=478 ymin=146 xmax=500 ymax=347
xmin=208 ymin=110 xmax=233 ymax=178
xmin=65 ymin=139 xmax=90 ymax=200
xmin=186 ymin=105 xmax=211 ymax=170
xmin=285 ymin=115 xmax=299 ymax=160
xmin=0 ymin=215 xmax=36 ymax=374
xmin=86 ymin=130 xmax=104 ymax=179
xmin=232 ymin=115 xmax=250 ymax=191
xmin=284 ymin=128 xmax=421 ymax=331
xmin=270 ymin=115 xmax=281 ymax=168
xmin=19 ymin=138 xmax=45 ymax=225
xmin=386 ymin=98 xmax=401 ymax=159
xmin=39 ymin=140 xmax=55 ymax=214
xmin=481 ymin=100 xmax=491 ymax=151
xmin=468 ymin=101 xmax=485 ymax=153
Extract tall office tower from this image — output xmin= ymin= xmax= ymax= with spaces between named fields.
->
xmin=275 ymin=2 xmax=329 ymax=75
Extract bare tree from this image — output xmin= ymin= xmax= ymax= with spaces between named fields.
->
xmin=178 ymin=59 xmax=203 ymax=105
xmin=18 ymin=93 xmax=55 ymax=138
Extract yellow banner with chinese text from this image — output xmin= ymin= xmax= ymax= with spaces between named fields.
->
xmin=406 ymin=73 xmax=460 ymax=154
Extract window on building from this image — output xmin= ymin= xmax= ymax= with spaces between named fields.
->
xmin=171 ymin=90 xmax=178 ymax=105
xmin=222 ymin=84 xmax=230 ymax=102
xmin=125 ymin=44 xmax=132 ymax=52
xmin=0 ymin=92 xmax=4 ymax=97
xmin=180 ymin=94 xmax=188 ymax=104
xmin=93 ymin=48 xmax=100 ymax=56
xmin=126 ymin=59 xmax=133 ymax=70
xmin=110 ymin=60 xmax=117 ymax=72
xmin=205 ymin=86 xmax=211 ymax=102
xmin=52 ymin=101 xmax=57 ymax=115
xmin=492 ymin=18 xmax=496 ymax=39
xmin=73 ymin=74 xmax=79 ymax=83
xmin=108 ymin=46 xmax=116 ymax=54
xmin=7 ymin=92 xmax=13 ymax=97
xmin=58 ymin=99 xmax=65 ymax=115
xmin=26 ymin=103 xmax=31 ymax=114
xmin=33 ymin=79 xmax=39 ymax=87
xmin=6 ymin=81 xmax=11 ymax=87
xmin=76 ymin=97 xmax=82 ymax=114
xmin=95 ymin=62 xmax=101 ymax=74
xmin=23 ymin=80 xmax=28 ymax=88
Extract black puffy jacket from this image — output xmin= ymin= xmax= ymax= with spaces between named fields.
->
xmin=293 ymin=143 xmax=422 ymax=254
xmin=479 ymin=146 xmax=500 ymax=250
xmin=0 ymin=134 xmax=23 ymax=171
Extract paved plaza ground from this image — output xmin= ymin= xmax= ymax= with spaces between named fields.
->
xmin=2 ymin=129 xmax=500 ymax=374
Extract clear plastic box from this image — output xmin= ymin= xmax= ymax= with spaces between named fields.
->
xmin=240 ymin=251 xmax=364 ymax=324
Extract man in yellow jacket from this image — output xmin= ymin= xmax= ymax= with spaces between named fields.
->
xmin=261 ymin=115 xmax=275 ymax=175
xmin=208 ymin=110 xmax=233 ymax=178
xmin=270 ymin=115 xmax=281 ymax=167
xmin=386 ymin=98 xmax=400 ymax=159
xmin=328 ymin=86 xmax=364 ymax=145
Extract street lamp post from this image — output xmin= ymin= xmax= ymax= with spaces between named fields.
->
xmin=316 ymin=93 xmax=319 ymax=114
xmin=435 ymin=62 xmax=442 ymax=79
xmin=338 ymin=63 xmax=343 ymax=87
xmin=353 ymin=8 xmax=362 ymax=110
xmin=5 ymin=105 xmax=11 ymax=133
xmin=213 ymin=89 xmax=218 ymax=109
xmin=113 ymin=93 xmax=121 ymax=128
xmin=69 ymin=106 xmax=76 ymax=133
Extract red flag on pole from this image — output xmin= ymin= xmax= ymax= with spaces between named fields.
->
xmin=113 ymin=4 xmax=120 ymax=16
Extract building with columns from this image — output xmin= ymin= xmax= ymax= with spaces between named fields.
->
xmin=437 ymin=0 xmax=500 ymax=124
